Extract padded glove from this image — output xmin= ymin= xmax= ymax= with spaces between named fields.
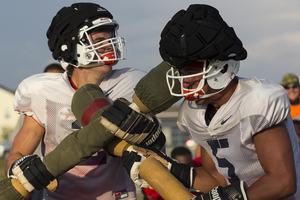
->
xmin=122 ymin=144 xmax=194 ymax=189
xmin=193 ymin=181 xmax=248 ymax=200
xmin=8 ymin=155 xmax=56 ymax=192
xmin=101 ymin=99 xmax=164 ymax=148
xmin=122 ymin=146 xmax=150 ymax=188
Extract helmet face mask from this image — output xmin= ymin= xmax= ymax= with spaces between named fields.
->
xmin=166 ymin=60 xmax=239 ymax=101
xmin=71 ymin=18 xmax=126 ymax=68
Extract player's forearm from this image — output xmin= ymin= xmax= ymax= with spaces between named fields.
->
xmin=192 ymin=167 xmax=227 ymax=193
xmin=245 ymin=174 xmax=296 ymax=200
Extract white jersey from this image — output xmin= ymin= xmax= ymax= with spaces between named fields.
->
xmin=177 ymin=77 xmax=300 ymax=199
xmin=14 ymin=68 xmax=146 ymax=200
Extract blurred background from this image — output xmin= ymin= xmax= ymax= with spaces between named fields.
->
xmin=0 ymin=1 xmax=299 ymax=198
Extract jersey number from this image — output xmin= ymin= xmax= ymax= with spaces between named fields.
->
xmin=207 ymin=138 xmax=239 ymax=183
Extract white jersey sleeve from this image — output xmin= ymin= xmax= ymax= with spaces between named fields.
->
xmin=13 ymin=72 xmax=75 ymax=128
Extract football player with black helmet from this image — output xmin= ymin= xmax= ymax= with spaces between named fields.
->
xmin=121 ymin=4 xmax=300 ymax=200
xmin=4 ymin=3 xmax=162 ymax=200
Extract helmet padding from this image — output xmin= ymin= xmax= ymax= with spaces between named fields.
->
xmin=159 ymin=4 xmax=247 ymax=69
xmin=47 ymin=3 xmax=113 ymax=66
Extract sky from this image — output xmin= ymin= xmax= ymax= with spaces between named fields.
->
xmin=0 ymin=0 xmax=299 ymax=91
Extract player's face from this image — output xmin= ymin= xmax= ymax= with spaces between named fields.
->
xmin=180 ymin=67 xmax=203 ymax=90
xmin=88 ymin=31 xmax=113 ymax=55
xmin=180 ymin=65 xmax=210 ymax=100
xmin=85 ymin=31 xmax=114 ymax=75
xmin=179 ymin=64 xmax=222 ymax=105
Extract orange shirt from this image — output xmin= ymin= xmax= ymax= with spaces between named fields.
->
xmin=290 ymin=104 xmax=300 ymax=119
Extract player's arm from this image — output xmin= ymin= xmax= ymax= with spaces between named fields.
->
xmin=5 ymin=116 xmax=44 ymax=176
xmin=42 ymin=61 xmax=177 ymax=177
xmin=10 ymin=80 xmax=166 ymax=186
xmin=122 ymin=144 xmax=248 ymax=200
xmin=4 ymin=86 xmax=116 ymax=195
xmin=120 ymin=144 xmax=227 ymax=191
xmin=245 ymin=122 xmax=297 ymax=199
xmin=44 ymin=83 xmax=166 ymax=177
xmin=192 ymin=147 xmax=227 ymax=193
xmin=3 ymin=61 xmax=179 ymax=198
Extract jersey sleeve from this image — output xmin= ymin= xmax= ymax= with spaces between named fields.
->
xmin=13 ymin=73 xmax=65 ymax=128
xmin=14 ymin=76 xmax=46 ymax=127
xmin=13 ymin=76 xmax=42 ymax=119
xmin=241 ymin=78 xmax=290 ymax=135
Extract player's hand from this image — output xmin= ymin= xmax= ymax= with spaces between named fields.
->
xmin=122 ymin=146 xmax=150 ymax=188
xmin=123 ymin=144 xmax=194 ymax=189
xmin=193 ymin=181 xmax=248 ymax=200
xmin=101 ymin=98 xmax=164 ymax=148
xmin=8 ymin=155 xmax=56 ymax=192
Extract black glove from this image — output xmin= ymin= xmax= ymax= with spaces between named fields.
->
xmin=101 ymin=99 xmax=164 ymax=148
xmin=122 ymin=144 xmax=194 ymax=189
xmin=122 ymin=146 xmax=149 ymax=188
xmin=8 ymin=155 xmax=56 ymax=192
xmin=193 ymin=181 xmax=248 ymax=200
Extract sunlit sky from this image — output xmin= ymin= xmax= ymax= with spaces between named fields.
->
xmin=1 ymin=0 xmax=299 ymax=91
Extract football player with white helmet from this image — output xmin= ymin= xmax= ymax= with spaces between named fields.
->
xmin=122 ymin=4 xmax=300 ymax=200
xmin=5 ymin=3 xmax=149 ymax=200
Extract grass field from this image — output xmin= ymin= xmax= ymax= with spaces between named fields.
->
xmin=0 ymin=158 xmax=6 ymax=180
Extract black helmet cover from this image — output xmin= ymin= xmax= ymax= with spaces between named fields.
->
xmin=159 ymin=4 xmax=247 ymax=69
xmin=47 ymin=3 xmax=113 ymax=65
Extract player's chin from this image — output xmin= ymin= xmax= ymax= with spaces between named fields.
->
xmin=195 ymin=99 xmax=205 ymax=105
xmin=99 ymin=64 xmax=113 ymax=75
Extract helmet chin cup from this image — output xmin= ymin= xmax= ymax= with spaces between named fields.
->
xmin=183 ymin=89 xmax=204 ymax=101
xmin=101 ymin=52 xmax=119 ymax=66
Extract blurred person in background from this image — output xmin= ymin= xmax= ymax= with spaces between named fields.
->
xmin=171 ymin=146 xmax=202 ymax=168
xmin=281 ymin=73 xmax=300 ymax=119
xmin=43 ymin=63 xmax=64 ymax=73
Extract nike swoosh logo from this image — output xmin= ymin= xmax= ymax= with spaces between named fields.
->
xmin=221 ymin=115 xmax=232 ymax=125
xmin=105 ymin=90 xmax=113 ymax=97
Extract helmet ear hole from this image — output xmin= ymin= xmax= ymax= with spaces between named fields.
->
xmin=220 ymin=64 xmax=228 ymax=74
xmin=207 ymin=60 xmax=239 ymax=90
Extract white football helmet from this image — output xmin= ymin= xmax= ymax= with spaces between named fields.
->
xmin=166 ymin=60 xmax=239 ymax=101
xmin=60 ymin=18 xmax=126 ymax=69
